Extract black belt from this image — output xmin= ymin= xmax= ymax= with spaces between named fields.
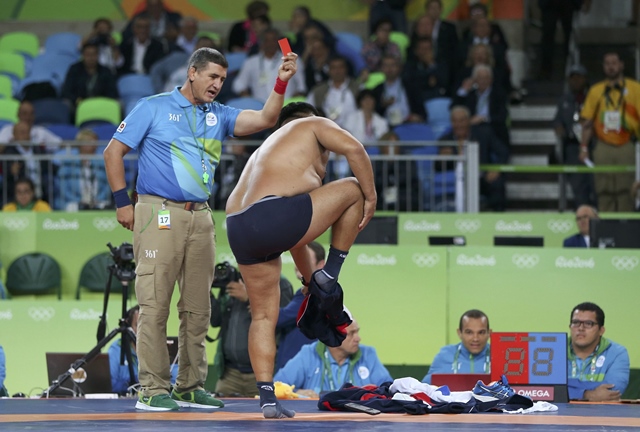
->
xmin=137 ymin=194 xmax=209 ymax=211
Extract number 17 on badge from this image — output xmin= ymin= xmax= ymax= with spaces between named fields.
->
xmin=158 ymin=210 xmax=171 ymax=230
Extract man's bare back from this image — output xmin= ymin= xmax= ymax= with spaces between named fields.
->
xmin=226 ymin=117 xmax=338 ymax=214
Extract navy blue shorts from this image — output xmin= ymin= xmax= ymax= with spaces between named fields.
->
xmin=226 ymin=194 xmax=313 ymax=265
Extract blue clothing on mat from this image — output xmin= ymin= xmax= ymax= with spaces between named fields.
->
xmin=113 ymin=87 xmax=240 ymax=202
xmin=567 ymin=337 xmax=629 ymax=400
xmin=274 ymin=341 xmax=393 ymax=395
xmin=422 ymin=343 xmax=491 ymax=384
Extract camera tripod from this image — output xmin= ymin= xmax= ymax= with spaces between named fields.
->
xmin=41 ymin=244 xmax=137 ymax=398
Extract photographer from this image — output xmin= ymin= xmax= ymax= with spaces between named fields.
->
xmin=210 ymin=262 xmax=293 ymax=397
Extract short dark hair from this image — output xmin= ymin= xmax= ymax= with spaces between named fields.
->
xmin=603 ymin=51 xmax=623 ymax=62
xmin=374 ymin=17 xmax=394 ymax=32
xmin=571 ymin=302 xmax=605 ymax=327
xmin=459 ymin=309 xmax=489 ymax=331
xmin=81 ymin=42 xmax=99 ymax=52
xmin=15 ymin=177 xmax=35 ymax=192
xmin=92 ymin=17 xmax=112 ymax=30
xmin=246 ymin=0 xmax=269 ymax=19
xmin=426 ymin=0 xmax=443 ymax=7
xmin=470 ymin=2 xmax=488 ymax=15
xmin=294 ymin=6 xmax=311 ymax=19
xmin=126 ymin=305 xmax=140 ymax=326
xmin=307 ymin=241 xmax=326 ymax=264
xmin=356 ymin=89 xmax=376 ymax=106
xmin=188 ymin=48 xmax=228 ymax=71
xmin=275 ymin=102 xmax=320 ymax=129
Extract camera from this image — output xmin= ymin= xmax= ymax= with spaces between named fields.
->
xmin=107 ymin=242 xmax=135 ymax=282
xmin=212 ymin=261 xmax=240 ymax=289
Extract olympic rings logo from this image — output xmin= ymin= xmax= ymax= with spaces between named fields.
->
xmin=92 ymin=217 xmax=119 ymax=232
xmin=412 ymin=253 xmax=440 ymax=268
xmin=511 ymin=254 xmax=540 ymax=269
xmin=28 ymin=307 xmax=55 ymax=322
xmin=454 ymin=219 xmax=481 ymax=233
xmin=2 ymin=217 xmax=29 ymax=231
xmin=547 ymin=219 xmax=574 ymax=233
xmin=611 ymin=256 xmax=639 ymax=271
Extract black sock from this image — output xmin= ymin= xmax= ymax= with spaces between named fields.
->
xmin=323 ymin=245 xmax=348 ymax=279
xmin=256 ymin=381 xmax=295 ymax=419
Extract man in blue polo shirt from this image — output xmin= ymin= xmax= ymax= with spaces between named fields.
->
xmin=103 ymin=47 xmax=298 ymax=412
xmin=422 ymin=309 xmax=492 ymax=384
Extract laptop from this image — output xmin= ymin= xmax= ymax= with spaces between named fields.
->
xmin=430 ymin=373 xmax=491 ymax=391
xmin=45 ymin=353 xmax=112 ymax=396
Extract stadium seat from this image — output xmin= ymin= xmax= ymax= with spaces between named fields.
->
xmin=0 ymin=31 xmax=39 ymax=59
xmin=75 ymin=97 xmax=121 ymax=127
xmin=0 ymin=75 xmax=13 ymax=98
xmin=117 ymin=73 xmax=155 ymax=107
xmin=44 ymin=32 xmax=82 ymax=57
xmin=425 ymin=97 xmax=453 ymax=139
xmin=225 ymin=52 xmax=247 ymax=74
xmin=45 ymin=123 xmax=79 ymax=140
xmin=364 ymin=71 xmax=386 ymax=90
xmin=76 ymin=253 xmax=126 ymax=299
xmin=6 ymin=252 xmax=62 ymax=299
xmin=32 ymin=98 xmax=71 ymax=125
xmin=19 ymin=52 xmax=77 ymax=96
xmin=226 ymin=97 xmax=264 ymax=111
xmin=0 ymin=98 xmax=20 ymax=123
xmin=336 ymin=32 xmax=363 ymax=54
xmin=91 ymin=123 xmax=117 ymax=140
xmin=335 ymin=39 xmax=366 ymax=75
xmin=0 ymin=52 xmax=26 ymax=92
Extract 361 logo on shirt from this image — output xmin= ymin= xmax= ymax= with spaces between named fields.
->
xmin=169 ymin=113 xmax=182 ymax=122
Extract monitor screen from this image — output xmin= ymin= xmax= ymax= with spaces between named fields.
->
xmin=354 ymin=216 xmax=398 ymax=245
xmin=494 ymin=236 xmax=544 ymax=247
xmin=590 ymin=219 xmax=640 ymax=249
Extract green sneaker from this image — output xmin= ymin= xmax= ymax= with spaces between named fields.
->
xmin=135 ymin=394 xmax=180 ymax=411
xmin=171 ymin=389 xmax=224 ymax=409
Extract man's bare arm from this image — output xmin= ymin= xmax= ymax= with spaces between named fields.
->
xmin=104 ymin=138 xmax=134 ymax=230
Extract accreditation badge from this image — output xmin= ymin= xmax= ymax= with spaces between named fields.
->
xmin=603 ymin=110 xmax=621 ymax=133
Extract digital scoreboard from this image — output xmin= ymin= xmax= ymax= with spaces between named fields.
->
xmin=491 ymin=332 xmax=568 ymax=402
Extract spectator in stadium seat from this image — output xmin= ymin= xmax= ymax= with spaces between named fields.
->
xmin=361 ymin=18 xmax=401 ymax=73
xmin=425 ymin=0 xmax=459 ymax=86
xmin=54 ymin=128 xmax=112 ymax=211
xmin=121 ymin=0 xmax=182 ymax=43
xmin=83 ymin=18 xmax=122 ymax=73
xmin=176 ymin=17 xmax=199 ymax=54
xmin=363 ymin=0 xmax=408 ymax=35
xmin=274 ymin=318 xmax=393 ymax=398
xmin=157 ymin=36 xmax=218 ymax=93
xmin=289 ymin=6 xmax=335 ymax=56
xmin=233 ymin=28 xmax=307 ymax=103
xmin=274 ymin=242 xmax=324 ymax=373
xmin=343 ymin=89 xmax=389 ymax=146
xmin=372 ymin=56 xmax=418 ymax=127
xmin=563 ymin=205 xmax=599 ymax=248
xmin=554 ymin=64 xmax=596 ymax=208
xmin=61 ymin=42 xmax=119 ymax=113
xmin=403 ymin=37 xmax=450 ymax=120
xmin=2 ymin=177 xmax=51 ymax=212
xmin=455 ymin=44 xmax=511 ymax=97
xmin=567 ymin=302 xmax=629 ymax=401
xmin=302 ymin=24 xmax=338 ymax=92
xmin=580 ymin=52 xmax=639 ymax=212
xmin=422 ymin=309 xmax=491 ymax=384
xmin=118 ymin=15 xmax=168 ymax=76
xmin=227 ymin=1 xmax=270 ymax=53
xmin=461 ymin=3 xmax=508 ymax=52
xmin=453 ymin=64 xmax=510 ymax=149
xmin=457 ymin=16 xmax=508 ymax=78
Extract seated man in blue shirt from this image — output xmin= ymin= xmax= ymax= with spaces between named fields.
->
xmin=422 ymin=309 xmax=491 ymax=383
xmin=567 ymin=302 xmax=629 ymax=401
xmin=274 ymin=318 xmax=393 ymax=398
xmin=109 ymin=305 xmax=177 ymax=394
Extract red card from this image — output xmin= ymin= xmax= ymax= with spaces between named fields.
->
xmin=278 ymin=38 xmax=292 ymax=55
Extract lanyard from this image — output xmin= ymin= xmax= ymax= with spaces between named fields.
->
xmin=452 ymin=343 xmax=490 ymax=373
xmin=321 ymin=346 xmax=354 ymax=392
xmin=604 ymin=79 xmax=625 ymax=111
xmin=571 ymin=344 xmax=599 ymax=381
xmin=182 ymin=105 xmax=210 ymax=186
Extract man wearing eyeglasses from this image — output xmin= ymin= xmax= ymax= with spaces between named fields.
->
xmin=568 ymin=302 xmax=629 ymax=401
xmin=563 ymin=205 xmax=599 ymax=248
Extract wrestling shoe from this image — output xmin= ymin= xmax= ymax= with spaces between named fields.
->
xmin=472 ymin=375 xmax=515 ymax=402
xmin=171 ymin=389 xmax=224 ymax=409
xmin=135 ymin=394 xmax=180 ymax=411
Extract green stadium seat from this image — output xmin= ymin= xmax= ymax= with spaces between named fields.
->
xmin=75 ymin=97 xmax=121 ymax=127
xmin=364 ymin=71 xmax=386 ymax=90
xmin=0 ymin=75 xmax=13 ymax=99
xmin=6 ymin=252 xmax=62 ymax=299
xmin=389 ymin=31 xmax=410 ymax=61
xmin=76 ymin=252 xmax=127 ymax=299
xmin=0 ymin=31 xmax=40 ymax=59
xmin=0 ymin=52 xmax=26 ymax=91
xmin=0 ymin=98 xmax=19 ymax=123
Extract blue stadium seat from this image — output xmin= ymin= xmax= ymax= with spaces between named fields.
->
xmin=425 ymin=97 xmax=452 ymax=138
xmin=335 ymin=39 xmax=366 ymax=75
xmin=226 ymin=97 xmax=264 ymax=111
xmin=91 ymin=123 xmax=117 ymax=141
xmin=18 ymin=53 xmax=77 ymax=97
xmin=225 ymin=52 xmax=247 ymax=74
xmin=45 ymin=124 xmax=79 ymax=140
xmin=117 ymin=73 xmax=155 ymax=107
xmin=32 ymin=98 xmax=71 ymax=125
xmin=335 ymin=32 xmax=364 ymax=54
xmin=44 ymin=32 xmax=82 ymax=57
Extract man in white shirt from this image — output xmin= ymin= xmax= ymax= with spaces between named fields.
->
xmin=307 ymin=56 xmax=359 ymax=128
xmin=233 ymin=28 xmax=306 ymax=103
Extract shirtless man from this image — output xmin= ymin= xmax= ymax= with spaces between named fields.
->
xmin=225 ymin=102 xmax=377 ymax=418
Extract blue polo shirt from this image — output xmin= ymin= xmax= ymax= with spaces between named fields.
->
xmin=114 ymin=87 xmax=241 ymax=202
